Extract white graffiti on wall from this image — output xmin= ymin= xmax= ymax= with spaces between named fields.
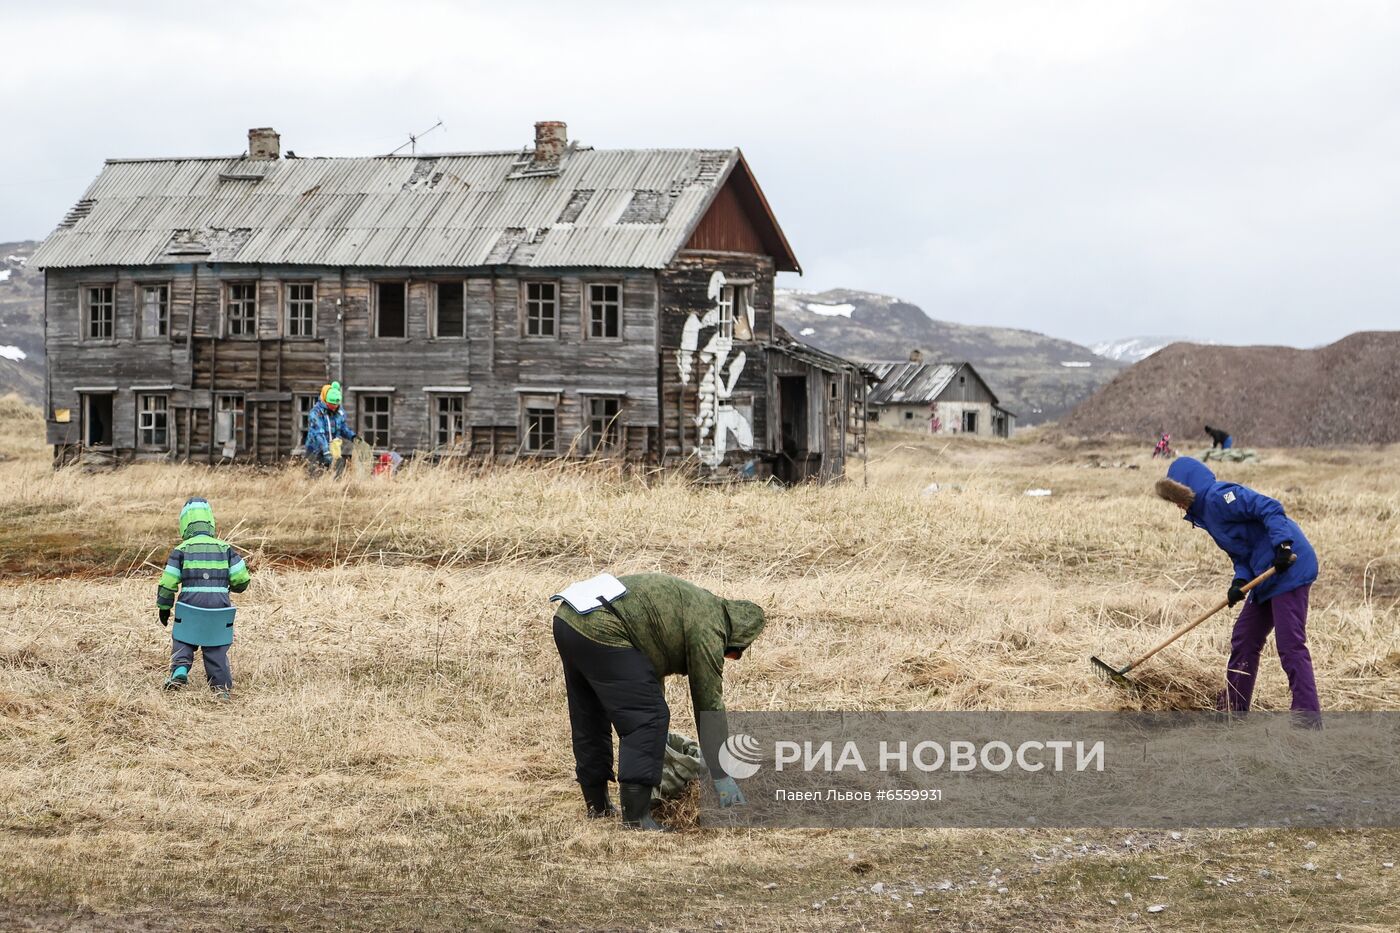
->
xmin=675 ymin=271 xmax=756 ymax=467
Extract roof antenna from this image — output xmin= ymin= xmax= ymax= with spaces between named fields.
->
xmin=388 ymin=119 xmax=444 ymax=156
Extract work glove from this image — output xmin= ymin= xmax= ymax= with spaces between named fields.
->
xmin=713 ymin=776 xmax=747 ymax=808
xmin=1227 ymin=580 xmax=1247 ymax=609
xmin=158 ymin=608 xmax=170 ymax=627
xmin=1274 ymin=543 xmax=1295 ymax=574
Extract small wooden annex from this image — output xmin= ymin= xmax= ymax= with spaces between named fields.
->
xmin=32 ymin=123 xmax=868 ymax=482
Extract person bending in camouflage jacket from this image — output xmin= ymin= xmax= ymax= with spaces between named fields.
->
xmin=552 ymin=572 xmax=766 ymax=831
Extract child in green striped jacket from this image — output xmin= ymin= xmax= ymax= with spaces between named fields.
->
xmin=156 ymin=497 xmax=251 ymax=695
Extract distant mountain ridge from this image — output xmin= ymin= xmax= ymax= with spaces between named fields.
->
xmin=0 ymin=241 xmax=43 ymax=404
xmin=1091 ymin=336 xmax=1190 ymax=363
xmin=776 ymin=288 xmax=1122 ymax=423
xmin=1062 ymin=332 xmax=1400 ymax=446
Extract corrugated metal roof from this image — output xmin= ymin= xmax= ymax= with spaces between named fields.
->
xmin=865 ymin=362 xmax=962 ymax=405
xmin=31 ymin=148 xmax=744 ymax=270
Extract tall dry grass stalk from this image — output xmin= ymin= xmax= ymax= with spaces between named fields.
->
xmin=2 ymin=405 xmax=1399 ymax=929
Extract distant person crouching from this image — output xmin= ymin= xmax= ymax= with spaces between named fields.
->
xmin=1205 ymin=424 xmax=1233 ymax=449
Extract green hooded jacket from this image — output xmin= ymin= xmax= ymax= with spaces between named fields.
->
xmin=553 ymin=572 xmax=766 ymax=714
xmin=156 ymin=497 xmax=251 ymax=611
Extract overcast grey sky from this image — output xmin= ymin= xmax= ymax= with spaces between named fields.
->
xmin=3 ymin=0 xmax=1398 ymax=347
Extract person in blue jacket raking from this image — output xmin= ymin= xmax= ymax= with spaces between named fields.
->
xmin=1156 ymin=457 xmax=1320 ymax=721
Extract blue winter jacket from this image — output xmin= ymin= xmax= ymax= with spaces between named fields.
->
xmin=1166 ymin=457 xmax=1318 ymax=604
xmin=305 ymin=399 xmax=357 ymax=464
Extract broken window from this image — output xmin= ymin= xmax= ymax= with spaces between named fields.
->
xmin=225 ymin=282 xmax=257 ymax=337
xmin=435 ymin=281 xmax=465 ymax=338
xmin=138 ymin=394 xmax=168 ymax=448
xmin=961 ymin=410 xmax=978 ymax=433
xmin=215 ymin=395 xmax=245 ymax=449
xmin=434 ymin=394 xmax=468 ymax=448
xmin=84 ymin=285 xmax=115 ymax=341
xmin=587 ymin=397 xmax=622 ymax=453
xmin=523 ymin=403 xmax=557 ymax=453
xmin=295 ymin=394 xmax=317 ymax=448
xmin=285 ymin=282 xmax=315 ymax=337
xmin=139 ymin=284 xmax=169 ymax=339
xmin=358 ymin=394 xmax=391 ymax=448
xmin=587 ymin=283 xmax=621 ymax=339
xmin=718 ymin=284 xmax=753 ymax=341
xmin=375 ymin=282 xmax=407 ymax=338
xmin=524 ymin=281 xmax=558 ymax=337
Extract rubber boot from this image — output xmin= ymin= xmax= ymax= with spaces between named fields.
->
xmin=581 ymin=782 xmax=616 ymax=819
xmin=163 ymin=666 xmax=189 ymax=690
xmin=619 ymin=783 xmax=668 ymax=832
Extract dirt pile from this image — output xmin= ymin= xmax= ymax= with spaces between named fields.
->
xmin=1060 ymin=332 xmax=1400 ymax=446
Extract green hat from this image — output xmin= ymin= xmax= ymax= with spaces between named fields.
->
xmin=326 ymin=381 xmax=342 ymax=406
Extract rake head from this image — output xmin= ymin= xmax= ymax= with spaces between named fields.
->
xmin=1090 ymin=655 xmax=1136 ymax=689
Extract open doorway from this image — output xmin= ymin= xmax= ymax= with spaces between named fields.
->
xmin=776 ymin=375 xmax=808 ymax=484
xmin=82 ymin=393 xmax=113 ymax=447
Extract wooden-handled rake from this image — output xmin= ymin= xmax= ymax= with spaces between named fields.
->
xmin=1090 ymin=565 xmax=1284 ymax=688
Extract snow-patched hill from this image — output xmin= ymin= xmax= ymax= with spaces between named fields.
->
xmin=0 ymin=241 xmax=44 ymax=403
xmin=1090 ymin=336 xmax=1190 ymax=364
xmin=776 ymin=288 xmax=1123 ymax=424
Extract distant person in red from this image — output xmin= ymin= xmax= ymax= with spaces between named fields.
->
xmin=1151 ymin=432 xmax=1173 ymax=459
xmin=1205 ymin=425 xmax=1233 ymax=449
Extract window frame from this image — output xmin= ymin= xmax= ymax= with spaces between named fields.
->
xmin=136 ymin=282 xmax=170 ymax=341
xmin=214 ymin=393 xmax=246 ymax=450
xmin=294 ymin=393 xmax=318 ymax=450
xmin=520 ymin=396 xmax=559 ymax=455
xmin=81 ymin=283 xmax=116 ymax=343
xmin=283 ymin=281 xmax=317 ymax=339
xmin=373 ymin=281 xmax=409 ymax=339
xmin=223 ymin=281 xmax=258 ymax=339
xmin=430 ymin=392 xmax=470 ymax=450
xmin=137 ymin=393 xmax=170 ymax=449
xmin=357 ymin=393 xmax=392 ymax=448
xmin=432 ymin=280 xmax=467 ymax=340
xmin=726 ymin=282 xmax=754 ymax=341
xmin=584 ymin=281 xmax=622 ymax=341
xmin=521 ymin=279 xmax=560 ymax=339
xmin=961 ymin=410 xmax=978 ymax=433
xmin=583 ymin=394 xmax=624 ymax=455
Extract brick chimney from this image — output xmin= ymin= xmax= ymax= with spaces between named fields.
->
xmin=533 ymin=121 xmax=567 ymax=163
xmin=248 ymin=127 xmax=280 ymax=160
xmin=909 ymin=349 xmax=924 ymax=364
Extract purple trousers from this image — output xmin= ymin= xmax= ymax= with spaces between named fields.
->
xmin=1221 ymin=584 xmax=1319 ymax=713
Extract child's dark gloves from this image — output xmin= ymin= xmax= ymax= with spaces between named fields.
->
xmin=1273 ymin=543 xmax=1295 ymax=574
xmin=158 ymin=609 xmax=170 ymax=627
xmin=1227 ymin=580 xmax=1247 ymax=608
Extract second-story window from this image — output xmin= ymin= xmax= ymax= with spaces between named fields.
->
xmin=718 ymin=284 xmax=753 ymax=341
xmin=285 ymin=283 xmax=315 ymax=337
xmin=524 ymin=281 xmax=557 ymax=337
xmin=375 ymin=282 xmax=407 ymax=338
xmin=226 ymin=282 xmax=257 ymax=337
xmin=435 ymin=282 xmax=465 ymax=338
xmin=139 ymin=284 xmax=169 ymax=339
xmin=84 ymin=285 xmax=114 ymax=341
xmin=586 ymin=283 xmax=620 ymax=339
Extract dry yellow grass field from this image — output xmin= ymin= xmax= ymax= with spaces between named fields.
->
xmin=2 ymin=392 xmax=1398 ymax=931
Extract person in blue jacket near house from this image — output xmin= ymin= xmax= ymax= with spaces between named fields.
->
xmin=304 ymin=381 xmax=361 ymax=476
xmin=1155 ymin=458 xmax=1320 ymax=719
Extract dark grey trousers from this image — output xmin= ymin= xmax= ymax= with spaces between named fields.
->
xmin=171 ymin=638 xmax=232 ymax=689
xmin=553 ymin=616 xmax=669 ymax=787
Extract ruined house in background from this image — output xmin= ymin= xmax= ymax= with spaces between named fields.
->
xmin=866 ymin=355 xmax=1015 ymax=438
xmin=32 ymin=123 xmax=868 ymax=482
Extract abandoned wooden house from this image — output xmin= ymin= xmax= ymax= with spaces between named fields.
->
xmin=866 ymin=357 xmax=1015 ymax=438
xmin=31 ymin=123 xmax=868 ymax=482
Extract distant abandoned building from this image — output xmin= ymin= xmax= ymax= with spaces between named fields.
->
xmin=866 ymin=358 xmax=1014 ymax=438
xmin=32 ymin=124 xmax=868 ymax=482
